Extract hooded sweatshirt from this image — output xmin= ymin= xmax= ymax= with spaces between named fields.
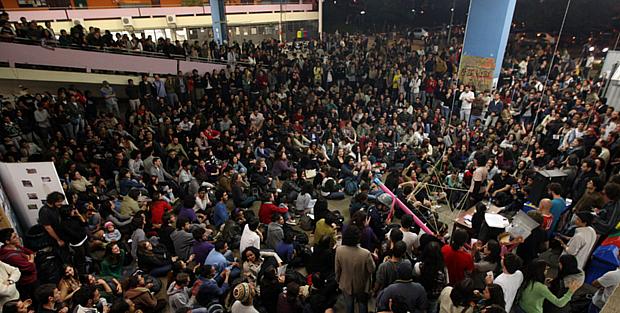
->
xmin=166 ymin=282 xmax=192 ymax=313
xmin=124 ymin=287 xmax=157 ymax=311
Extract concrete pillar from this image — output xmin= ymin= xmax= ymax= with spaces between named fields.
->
xmin=318 ymin=0 xmax=323 ymax=40
xmin=210 ymin=0 xmax=228 ymax=46
xmin=460 ymin=0 xmax=516 ymax=91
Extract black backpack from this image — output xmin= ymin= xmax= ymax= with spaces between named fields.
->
xmin=35 ymin=249 xmax=63 ymax=284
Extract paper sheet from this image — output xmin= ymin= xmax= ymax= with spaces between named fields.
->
xmin=485 ymin=213 xmax=510 ymax=228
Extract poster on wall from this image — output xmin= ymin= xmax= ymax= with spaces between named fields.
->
xmin=458 ymin=55 xmax=496 ymax=92
xmin=0 ymin=162 xmax=66 ymax=230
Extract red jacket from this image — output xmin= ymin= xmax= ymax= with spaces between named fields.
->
xmin=0 ymin=246 xmax=37 ymax=285
xmin=441 ymin=244 xmax=474 ymax=285
xmin=258 ymin=203 xmax=288 ymax=224
xmin=150 ymin=200 xmax=172 ymax=225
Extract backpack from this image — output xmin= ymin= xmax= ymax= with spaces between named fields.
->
xmin=206 ymin=301 xmax=224 ymax=313
xmin=344 ymin=179 xmax=358 ymax=196
xmin=299 ymin=215 xmax=314 ymax=232
xmin=35 ymin=249 xmax=63 ymax=284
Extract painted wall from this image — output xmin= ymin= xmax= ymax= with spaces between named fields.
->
xmin=0 ymin=42 xmax=227 ymax=75
xmin=0 ymin=68 xmax=141 ymax=85
xmin=461 ymin=0 xmax=516 ymax=86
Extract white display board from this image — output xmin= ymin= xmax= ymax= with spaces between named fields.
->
xmin=0 ymin=162 xmax=66 ymax=229
xmin=0 ymin=181 xmax=20 ymax=234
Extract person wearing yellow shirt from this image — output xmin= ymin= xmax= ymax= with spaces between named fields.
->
xmin=313 ymin=213 xmax=338 ymax=247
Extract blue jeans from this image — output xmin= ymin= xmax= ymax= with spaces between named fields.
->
xmin=343 ymin=292 xmax=368 ymax=313
xmin=427 ymin=299 xmax=438 ymax=313
xmin=588 ymin=303 xmax=601 ymax=313
xmin=238 ymin=196 xmax=257 ymax=208
xmin=150 ymin=264 xmax=172 ymax=277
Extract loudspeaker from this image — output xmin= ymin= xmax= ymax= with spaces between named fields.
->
xmin=529 ymin=169 xmax=567 ymax=205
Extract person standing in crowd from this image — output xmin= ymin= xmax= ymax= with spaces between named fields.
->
xmin=336 ymin=225 xmax=375 ymax=313
xmin=517 ymin=259 xmax=581 ymax=313
xmin=38 ymin=192 xmax=66 ymax=250
xmin=442 ymin=228 xmax=474 ymax=285
xmin=100 ymin=81 xmax=119 ymax=118
xmin=125 ymin=79 xmax=140 ymax=113
xmin=547 ymin=183 xmax=566 ymax=236
xmin=376 ymin=261 xmax=427 ymax=312
xmin=488 ymin=253 xmax=523 ymax=313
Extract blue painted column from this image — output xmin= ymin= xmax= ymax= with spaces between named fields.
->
xmin=210 ymin=0 xmax=228 ymax=45
xmin=460 ymin=0 xmax=516 ymax=91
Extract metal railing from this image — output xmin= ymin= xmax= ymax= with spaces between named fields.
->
xmin=5 ymin=37 xmax=255 ymax=68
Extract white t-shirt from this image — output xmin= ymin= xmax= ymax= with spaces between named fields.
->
xmin=494 ymin=270 xmax=524 ymax=313
xmin=231 ymin=300 xmax=260 ymax=313
xmin=563 ymin=226 xmax=597 ymax=270
xmin=438 ymin=286 xmax=474 ymax=313
xmin=387 ymin=228 xmax=419 ymax=254
xmin=469 ymin=166 xmax=489 ymax=193
xmin=239 ymin=224 xmax=261 ymax=253
xmin=459 ymin=91 xmax=475 ymax=110
xmin=592 ymin=268 xmax=620 ymax=309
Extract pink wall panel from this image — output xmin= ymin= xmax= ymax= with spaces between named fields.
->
xmin=7 ymin=10 xmax=68 ymax=22
xmin=138 ymin=6 xmax=205 ymax=16
xmin=66 ymin=8 xmax=140 ymax=19
xmin=0 ymin=42 xmax=226 ymax=76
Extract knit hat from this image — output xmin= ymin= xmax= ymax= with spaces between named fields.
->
xmin=233 ymin=282 xmax=253 ymax=304
xmin=104 ymin=221 xmax=114 ymax=229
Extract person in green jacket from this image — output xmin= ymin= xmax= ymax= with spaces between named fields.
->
xmin=517 ymin=259 xmax=581 ymax=313
xmin=100 ymin=242 xmax=126 ymax=280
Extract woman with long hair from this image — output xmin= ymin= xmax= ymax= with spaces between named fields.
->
xmin=544 ymin=254 xmax=585 ymax=313
xmin=414 ymin=241 xmax=447 ymax=313
xmin=136 ymin=240 xmax=173 ymax=277
xmin=476 ymin=284 xmax=505 ymax=312
xmin=472 ymin=240 xmax=501 ymax=289
xmin=58 ymin=264 xmax=81 ymax=302
xmin=241 ymin=246 xmax=282 ymax=283
xmin=100 ymin=242 xmax=126 ymax=280
xmin=516 ymin=259 xmax=581 ymax=313
xmin=438 ymin=278 xmax=476 ymax=313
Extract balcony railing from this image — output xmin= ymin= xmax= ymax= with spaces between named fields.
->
xmin=0 ymin=39 xmax=247 ymax=77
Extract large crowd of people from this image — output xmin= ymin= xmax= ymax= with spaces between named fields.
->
xmin=0 ymin=9 xmax=620 ymax=313
xmin=1 ymin=11 xmax=274 ymax=63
